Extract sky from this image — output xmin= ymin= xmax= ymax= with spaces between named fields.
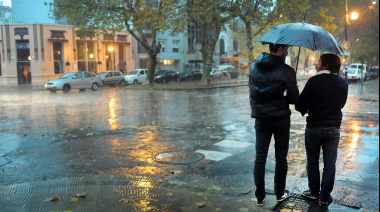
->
xmin=1 ymin=0 xmax=11 ymax=7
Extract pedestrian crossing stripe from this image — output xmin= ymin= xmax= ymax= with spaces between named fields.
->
xmin=194 ymin=150 xmax=233 ymax=161
xmin=214 ymin=140 xmax=253 ymax=149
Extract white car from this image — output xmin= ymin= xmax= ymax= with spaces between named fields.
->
xmin=344 ymin=63 xmax=367 ymax=82
xmin=216 ymin=65 xmax=234 ymax=71
xmin=125 ymin=69 xmax=148 ymax=85
xmin=211 ymin=68 xmax=223 ymax=79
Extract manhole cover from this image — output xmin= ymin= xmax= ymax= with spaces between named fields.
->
xmin=273 ymin=197 xmax=329 ymax=212
xmin=154 ymin=151 xmax=204 ymax=165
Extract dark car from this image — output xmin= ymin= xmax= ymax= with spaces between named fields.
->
xmin=367 ymin=67 xmax=379 ymax=80
xmin=154 ymin=69 xmax=180 ymax=83
xmin=180 ymin=69 xmax=203 ymax=81
xmin=224 ymin=67 xmax=240 ymax=79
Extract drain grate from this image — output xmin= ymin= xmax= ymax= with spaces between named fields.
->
xmin=272 ymin=197 xmax=329 ymax=212
xmin=153 ymin=151 xmax=204 ymax=165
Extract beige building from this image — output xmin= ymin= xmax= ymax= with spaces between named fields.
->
xmin=0 ymin=23 xmax=135 ymax=86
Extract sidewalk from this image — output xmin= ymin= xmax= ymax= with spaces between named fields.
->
xmin=0 ymin=175 xmax=374 ymax=212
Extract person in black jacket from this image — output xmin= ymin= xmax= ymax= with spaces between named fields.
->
xmin=249 ymin=44 xmax=299 ymax=206
xmin=295 ymin=54 xmax=348 ymax=204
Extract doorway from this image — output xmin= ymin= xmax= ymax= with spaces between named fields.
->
xmin=16 ymin=40 xmax=31 ymax=85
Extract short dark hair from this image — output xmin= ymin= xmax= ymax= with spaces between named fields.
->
xmin=269 ymin=43 xmax=288 ymax=54
xmin=320 ymin=54 xmax=341 ymax=74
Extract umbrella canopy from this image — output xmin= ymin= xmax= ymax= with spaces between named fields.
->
xmin=256 ymin=22 xmax=344 ymax=56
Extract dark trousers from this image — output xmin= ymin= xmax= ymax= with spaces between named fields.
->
xmin=254 ymin=116 xmax=290 ymax=200
xmin=305 ymin=127 xmax=340 ymax=201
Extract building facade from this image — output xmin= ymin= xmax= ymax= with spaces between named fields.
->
xmin=0 ymin=23 xmax=135 ymax=86
xmin=135 ymin=30 xmax=185 ymax=72
xmin=0 ymin=1 xmax=11 ymax=24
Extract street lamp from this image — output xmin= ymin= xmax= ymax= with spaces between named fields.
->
xmin=108 ymin=46 xmax=115 ymax=70
xmin=373 ymin=1 xmax=377 ymax=5
xmin=350 ymin=12 xmax=359 ymax=20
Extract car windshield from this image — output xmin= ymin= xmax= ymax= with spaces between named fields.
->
xmin=59 ymin=73 xmax=75 ymax=79
xmin=347 ymin=69 xmax=357 ymax=74
xmin=155 ymin=70 xmax=167 ymax=76
xmin=128 ymin=71 xmax=138 ymax=75
xmin=100 ymin=72 xmax=107 ymax=76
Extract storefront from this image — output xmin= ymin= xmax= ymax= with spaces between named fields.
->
xmin=0 ymin=23 xmax=135 ymax=86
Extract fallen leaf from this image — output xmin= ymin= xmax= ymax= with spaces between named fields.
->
xmin=0 ymin=169 xmax=4 ymax=172
xmin=23 ymin=134 xmax=27 ymax=137
xmin=87 ymin=133 xmax=94 ymax=136
xmin=167 ymin=193 xmax=173 ymax=196
xmin=215 ymin=208 xmax=221 ymax=211
xmin=71 ymin=198 xmax=79 ymax=202
xmin=279 ymin=209 xmax=292 ymax=212
xmin=18 ymin=150 xmax=25 ymax=153
xmin=197 ymin=193 xmax=203 ymax=196
xmin=15 ymin=165 xmax=20 ymax=169
xmin=75 ymin=193 xmax=87 ymax=198
xmin=205 ymin=192 xmax=211 ymax=194
xmin=45 ymin=195 xmax=61 ymax=201
xmin=117 ymin=127 xmax=123 ymax=130
xmin=88 ymin=126 xmax=93 ymax=128
xmin=239 ymin=208 xmax=249 ymax=212
xmin=126 ymin=147 xmax=134 ymax=150
xmin=209 ymin=135 xmax=223 ymax=139
xmin=80 ymin=128 xmax=84 ymax=131
xmin=119 ymin=198 xmax=129 ymax=203
xmin=195 ymin=202 xmax=207 ymax=208
xmin=170 ymin=170 xmax=182 ymax=175
xmin=286 ymin=203 xmax=295 ymax=207
xmin=236 ymin=199 xmax=243 ymax=202
xmin=293 ymin=210 xmax=302 ymax=212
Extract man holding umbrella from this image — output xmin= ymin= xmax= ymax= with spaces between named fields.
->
xmin=249 ymin=43 xmax=299 ymax=206
xmin=252 ymin=20 xmax=344 ymax=207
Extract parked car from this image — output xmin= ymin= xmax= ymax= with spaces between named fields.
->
xmin=344 ymin=63 xmax=367 ymax=83
xmin=211 ymin=68 xmax=223 ymax=79
xmin=216 ymin=65 xmax=234 ymax=71
xmin=367 ymin=67 xmax=378 ymax=80
xmin=223 ymin=67 xmax=240 ymax=79
xmin=44 ymin=71 xmax=101 ymax=93
xmin=154 ymin=69 xmax=180 ymax=83
xmin=125 ymin=69 xmax=147 ymax=85
xmin=99 ymin=71 xmax=126 ymax=86
xmin=180 ymin=69 xmax=203 ymax=81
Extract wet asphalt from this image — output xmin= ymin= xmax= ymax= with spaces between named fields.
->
xmin=0 ymin=78 xmax=378 ymax=210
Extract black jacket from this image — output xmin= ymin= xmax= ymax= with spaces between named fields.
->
xmin=295 ymin=74 xmax=348 ymax=128
xmin=249 ymin=53 xmax=299 ymax=118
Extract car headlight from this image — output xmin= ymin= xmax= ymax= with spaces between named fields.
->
xmin=156 ymin=76 xmax=161 ymax=78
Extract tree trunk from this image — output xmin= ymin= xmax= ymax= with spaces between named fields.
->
xmin=200 ymin=24 xmax=221 ymax=86
xmin=245 ymin=20 xmax=255 ymax=67
xmin=146 ymin=53 xmax=157 ymax=85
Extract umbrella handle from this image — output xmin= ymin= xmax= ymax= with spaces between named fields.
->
xmin=295 ymin=46 xmax=301 ymax=74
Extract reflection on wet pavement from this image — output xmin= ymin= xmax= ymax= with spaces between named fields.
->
xmin=0 ymin=80 xmax=378 ymax=210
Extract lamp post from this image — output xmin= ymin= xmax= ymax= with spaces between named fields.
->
xmin=344 ymin=0 xmax=359 ymax=69
xmin=108 ymin=46 xmax=115 ymax=70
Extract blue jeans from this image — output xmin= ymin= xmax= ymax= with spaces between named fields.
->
xmin=305 ymin=127 xmax=340 ymax=201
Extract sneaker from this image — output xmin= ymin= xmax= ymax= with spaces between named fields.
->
xmin=301 ymin=190 xmax=319 ymax=200
xmin=256 ymin=198 xmax=265 ymax=207
xmin=319 ymin=196 xmax=333 ymax=205
xmin=277 ymin=190 xmax=290 ymax=202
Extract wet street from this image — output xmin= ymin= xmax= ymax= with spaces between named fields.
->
xmin=0 ymin=79 xmax=378 ymax=210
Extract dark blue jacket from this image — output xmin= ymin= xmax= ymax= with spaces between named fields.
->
xmin=295 ymin=74 xmax=348 ymax=128
xmin=249 ymin=53 xmax=299 ymax=118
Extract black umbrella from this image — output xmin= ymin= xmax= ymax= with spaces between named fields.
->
xmin=256 ymin=22 xmax=344 ymax=71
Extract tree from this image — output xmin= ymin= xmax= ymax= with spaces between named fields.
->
xmin=47 ymin=0 xmax=185 ymax=85
xmin=186 ymin=0 xmax=234 ymax=85
xmin=225 ymin=0 xmax=276 ymax=67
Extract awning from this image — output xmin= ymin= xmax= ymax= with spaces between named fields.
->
xmin=48 ymin=39 xmax=68 ymax=43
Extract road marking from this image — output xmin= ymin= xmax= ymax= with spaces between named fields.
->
xmin=195 ymin=150 xmax=232 ymax=161
xmin=214 ymin=140 xmax=253 ymax=149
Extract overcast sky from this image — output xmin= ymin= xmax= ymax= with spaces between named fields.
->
xmin=1 ymin=0 xmax=11 ymax=7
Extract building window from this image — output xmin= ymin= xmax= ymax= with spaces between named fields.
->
xmin=220 ymin=39 xmax=225 ymax=55
xmin=87 ymin=42 xmax=96 ymax=73
xmin=138 ymin=42 xmax=148 ymax=54
xmin=173 ymin=40 xmax=180 ymax=53
xmin=188 ymin=23 xmax=200 ymax=52
xmin=77 ymin=41 xmax=86 ymax=71
xmin=106 ymin=44 xmax=114 ymax=71
xmin=53 ymin=42 xmax=64 ymax=74
xmin=233 ymin=40 xmax=238 ymax=51
xmin=119 ymin=44 xmax=125 ymax=61
xmin=158 ymin=40 xmax=166 ymax=53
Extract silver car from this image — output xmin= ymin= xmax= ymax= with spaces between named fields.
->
xmin=44 ymin=72 xmax=103 ymax=93
xmin=99 ymin=71 xmax=126 ymax=86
